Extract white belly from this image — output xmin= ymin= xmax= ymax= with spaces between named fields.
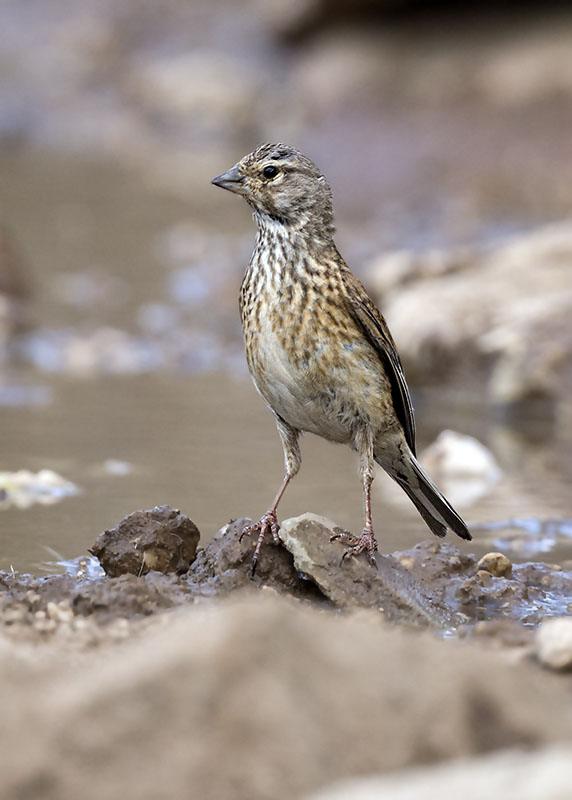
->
xmin=252 ymin=329 xmax=379 ymax=444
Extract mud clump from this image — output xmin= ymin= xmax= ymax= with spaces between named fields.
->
xmin=188 ymin=517 xmax=325 ymax=601
xmin=90 ymin=505 xmax=200 ymax=577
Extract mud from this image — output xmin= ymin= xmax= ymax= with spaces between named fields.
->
xmin=1 ymin=512 xmax=570 ymax=644
xmin=1 ymin=592 xmax=572 ymax=800
xmin=90 ymin=504 xmax=200 ymax=577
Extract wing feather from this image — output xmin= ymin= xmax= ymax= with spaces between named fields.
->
xmin=339 ymin=266 xmax=417 ymax=455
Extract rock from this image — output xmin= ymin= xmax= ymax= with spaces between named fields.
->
xmin=1 ymin=593 xmax=572 ymax=800
xmin=420 ymin=430 xmax=502 ymax=508
xmin=535 ymin=617 xmax=572 ymax=671
xmin=477 ymin=552 xmax=512 ymax=578
xmin=367 ymin=223 xmax=572 ymax=414
xmin=279 ymin=513 xmax=462 ymax=629
xmin=304 ymin=746 xmax=572 ymax=800
xmin=90 ymin=505 xmax=200 ymax=577
xmin=188 ymin=517 xmax=324 ymax=601
xmin=280 ymin=517 xmax=572 ymax=629
xmin=2 ymin=516 xmax=572 ymax=637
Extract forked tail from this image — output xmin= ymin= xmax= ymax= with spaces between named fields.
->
xmin=389 ymin=453 xmax=472 ymax=541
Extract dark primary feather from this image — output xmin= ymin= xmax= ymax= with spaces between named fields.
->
xmin=339 ymin=262 xmax=417 ymax=455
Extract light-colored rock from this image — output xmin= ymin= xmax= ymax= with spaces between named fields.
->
xmin=420 ymin=430 xmax=502 ymax=507
xmin=367 ymin=222 xmax=572 ymax=412
xmin=278 ymin=513 xmax=461 ymax=628
xmin=305 ymin=746 xmax=572 ymax=800
xmin=477 ymin=552 xmax=512 ymax=578
xmin=535 ymin=617 xmax=572 ymax=671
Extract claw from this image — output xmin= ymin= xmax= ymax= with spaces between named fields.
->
xmin=240 ymin=510 xmax=281 ymax=575
xmin=331 ymin=527 xmax=378 ymax=567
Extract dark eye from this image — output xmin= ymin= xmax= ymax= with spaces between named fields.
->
xmin=263 ymin=165 xmax=278 ymax=179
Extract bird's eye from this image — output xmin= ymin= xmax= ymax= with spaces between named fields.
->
xmin=262 ymin=165 xmax=278 ymax=179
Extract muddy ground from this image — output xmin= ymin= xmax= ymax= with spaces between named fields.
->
xmin=1 ymin=510 xmax=572 ymax=799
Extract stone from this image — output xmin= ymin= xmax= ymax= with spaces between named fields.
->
xmin=420 ymin=430 xmax=503 ymax=507
xmin=90 ymin=505 xmax=200 ymax=577
xmin=366 ymin=223 xmax=572 ymax=414
xmin=279 ymin=513 xmax=462 ymax=628
xmin=477 ymin=552 xmax=512 ymax=578
xmin=187 ymin=517 xmax=323 ymax=601
xmin=535 ymin=617 xmax=572 ymax=671
xmin=304 ymin=746 xmax=572 ymax=800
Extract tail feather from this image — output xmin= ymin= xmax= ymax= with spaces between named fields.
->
xmin=388 ymin=453 xmax=472 ymax=542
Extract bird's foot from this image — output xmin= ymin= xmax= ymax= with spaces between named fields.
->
xmin=240 ymin=510 xmax=281 ymax=575
xmin=330 ymin=525 xmax=378 ymax=567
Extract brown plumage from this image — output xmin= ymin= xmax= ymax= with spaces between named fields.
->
xmin=212 ymin=143 xmax=471 ymax=571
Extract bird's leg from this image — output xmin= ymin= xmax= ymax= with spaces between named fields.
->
xmin=331 ymin=427 xmax=378 ymax=566
xmin=240 ymin=416 xmax=300 ymax=574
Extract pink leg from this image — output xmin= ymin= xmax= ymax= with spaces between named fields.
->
xmin=240 ymin=473 xmax=292 ymax=574
xmin=331 ymin=472 xmax=378 ymax=566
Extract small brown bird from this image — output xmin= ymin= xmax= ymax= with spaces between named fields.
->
xmin=212 ymin=143 xmax=471 ymax=571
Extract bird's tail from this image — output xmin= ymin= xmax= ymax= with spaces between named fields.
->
xmin=386 ymin=452 xmax=472 ymax=541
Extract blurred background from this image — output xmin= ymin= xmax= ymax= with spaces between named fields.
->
xmin=1 ymin=0 xmax=572 ymax=572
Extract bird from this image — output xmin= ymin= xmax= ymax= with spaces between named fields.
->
xmin=212 ymin=143 xmax=471 ymax=572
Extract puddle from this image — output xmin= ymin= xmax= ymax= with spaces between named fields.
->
xmin=471 ymin=518 xmax=572 ymax=559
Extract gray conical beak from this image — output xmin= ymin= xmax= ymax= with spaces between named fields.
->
xmin=211 ymin=164 xmax=245 ymax=193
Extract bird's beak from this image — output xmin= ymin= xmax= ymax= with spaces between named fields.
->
xmin=211 ymin=164 xmax=246 ymax=194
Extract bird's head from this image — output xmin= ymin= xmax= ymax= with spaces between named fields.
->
xmin=211 ymin=143 xmax=335 ymax=241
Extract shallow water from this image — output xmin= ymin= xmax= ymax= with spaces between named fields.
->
xmin=1 ymin=151 xmax=571 ymax=574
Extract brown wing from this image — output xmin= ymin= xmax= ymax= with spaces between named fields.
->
xmin=340 ymin=265 xmax=417 ymax=455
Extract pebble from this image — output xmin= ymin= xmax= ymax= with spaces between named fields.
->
xmin=477 ymin=552 xmax=512 ymax=577
xmin=535 ymin=617 xmax=572 ymax=670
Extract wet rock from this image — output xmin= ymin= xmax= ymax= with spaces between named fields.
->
xmin=420 ymin=430 xmax=502 ymax=508
xmin=188 ymin=518 xmax=324 ymax=601
xmin=91 ymin=505 xmax=200 ymax=577
xmin=279 ymin=513 xmax=463 ymax=628
xmin=535 ymin=618 xmax=572 ymax=671
xmin=1 ymin=594 xmax=572 ymax=800
xmin=477 ymin=552 xmax=512 ymax=578
xmin=305 ymin=746 xmax=572 ymax=800
xmin=384 ymin=540 xmax=571 ymax=629
xmin=367 ymin=223 xmax=572 ymax=414
xmin=278 ymin=516 xmax=572 ymax=630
